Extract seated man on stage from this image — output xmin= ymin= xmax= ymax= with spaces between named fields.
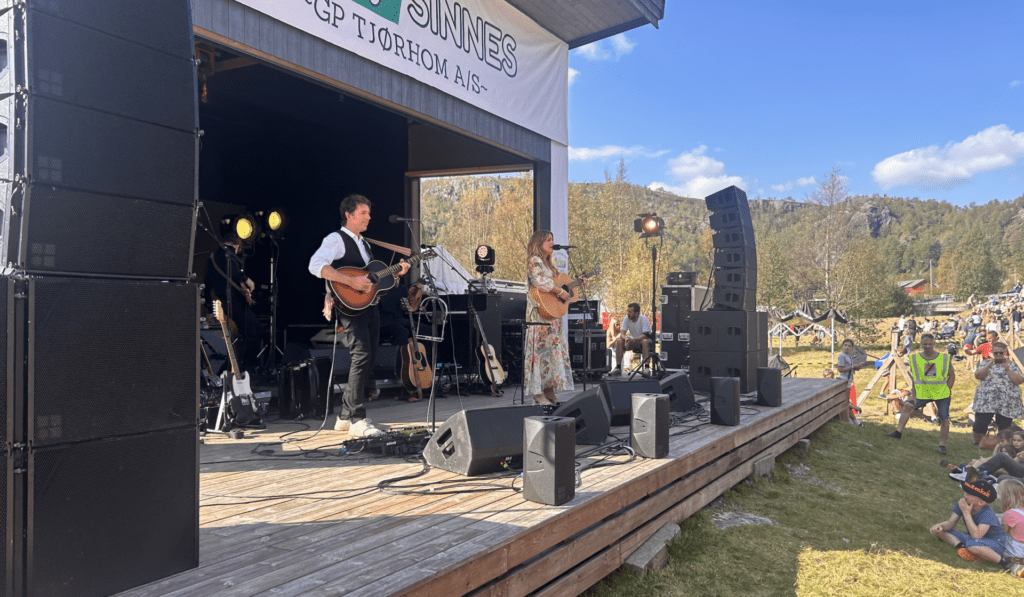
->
xmin=609 ymin=302 xmax=652 ymax=377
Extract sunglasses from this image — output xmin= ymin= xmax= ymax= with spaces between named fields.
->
xmin=993 ymin=352 xmax=1006 ymax=356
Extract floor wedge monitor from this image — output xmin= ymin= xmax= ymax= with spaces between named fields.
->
xmin=423 ymin=405 xmax=544 ymax=476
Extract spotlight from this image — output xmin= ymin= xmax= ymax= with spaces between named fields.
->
xmin=475 ymin=244 xmax=495 ymax=275
xmin=258 ymin=208 xmax=287 ymax=239
xmin=634 ymin=213 xmax=664 ymax=238
xmin=221 ymin=213 xmax=260 ymax=243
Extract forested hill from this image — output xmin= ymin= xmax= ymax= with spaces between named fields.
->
xmin=421 ymin=174 xmax=1024 ymax=315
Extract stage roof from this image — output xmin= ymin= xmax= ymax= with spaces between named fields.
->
xmin=506 ymin=0 xmax=666 ymax=48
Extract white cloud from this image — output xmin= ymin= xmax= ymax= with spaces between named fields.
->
xmin=646 ymin=146 xmax=746 ymax=198
xmin=568 ymin=68 xmax=579 ymax=86
xmin=872 ymin=125 xmax=1024 ymax=189
xmin=1011 ymin=80 xmax=1022 ymax=88
xmin=568 ymin=145 xmax=668 ymax=161
xmin=573 ymin=33 xmax=636 ymax=61
xmin=771 ymin=176 xmax=817 ymax=193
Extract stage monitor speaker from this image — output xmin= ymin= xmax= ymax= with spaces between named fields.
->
xmin=552 ymin=386 xmax=612 ymax=445
xmin=689 ymin=349 xmax=768 ymax=394
xmin=666 ymin=271 xmax=696 ymax=285
xmin=713 ymin=247 xmax=757 ymax=270
xmin=756 ymin=367 xmax=783 ymax=407
xmin=28 ymin=426 xmax=198 ymax=597
xmin=30 ymin=278 xmax=198 ymax=446
xmin=522 ymin=416 xmax=576 ymax=506
xmin=691 ymin=311 xmax=767 ymax=353
xmin=631 ymin=393 xmax=669 ymax=459
xmin=9 ymin=4 xmax=199 ymax=279
xmin=705 ymin=185 xmax=751 ymax=215
xmin=660 ymin=371 xmax=696 ymax=413
xmin=599 ymin=379 xmax=662 ymax=426
xmin=710 ymin=377 xmax=741 ymax=426
xmin=423 ymin=405 xmax=544 ymax=476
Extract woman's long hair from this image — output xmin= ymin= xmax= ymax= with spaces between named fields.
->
xmin=526 ymin=229 xmax=555 ymax=275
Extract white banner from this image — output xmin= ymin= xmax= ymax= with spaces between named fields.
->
xmin=232 ymin=0 xmax=568 ymax=144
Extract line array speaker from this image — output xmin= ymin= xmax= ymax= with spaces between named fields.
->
xmin=630 ymin=393 xmax=669 ymax=459
xmin=599 ymin=379 xmax=662 ymax=426
xmin=522 ymin=416 xmax=576 ymax=506
xmin=28 ymin=426 xmax=198 ymax=597
xmin=756 ymin=367 xmax=783 ymax=407
xmin=422 ymin=405 xmax=544 ymax=476
xmin=6 ymin=3 xmax=199 ymax=279
xmin=29 ymin=278 xmax=199 ymax=447
xmin=690 ymin=311 xmax=768 ymax=353
xmin=710 ymin=377 xmax=741 ymax=426
xmin=551 ymin=386 xmax=611 ymax=445
xmin=706 ymin=185 xmax=756 ymax=312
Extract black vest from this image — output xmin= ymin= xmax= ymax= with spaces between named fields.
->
xmin=330 ymin=230 xmax=372 ymax=269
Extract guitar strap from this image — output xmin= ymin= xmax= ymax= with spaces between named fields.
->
xmin=209 ymin=255 xmax=251 ymax=305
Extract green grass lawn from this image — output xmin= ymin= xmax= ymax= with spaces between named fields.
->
xmin=584 ymin=343 xmax=1024 ymax=596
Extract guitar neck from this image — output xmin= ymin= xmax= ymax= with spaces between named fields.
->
xmin=378 ymin=253 xmax=427 ymax=279
xmin=220 ymin=325 xmax=243 ymax=378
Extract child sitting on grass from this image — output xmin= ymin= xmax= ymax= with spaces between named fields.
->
xmin=999 ymin=479 xmax=1024 ymax=577
xmin=929 ymin=476 xmax=1006 ymax=565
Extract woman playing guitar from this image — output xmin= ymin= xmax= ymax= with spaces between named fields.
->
xmin=522 ymin=230 xmax=576 ymax=406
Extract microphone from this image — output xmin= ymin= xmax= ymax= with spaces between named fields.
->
xmin=388 ymin=215 xmax=419 ymax=223
xmin=552 ymin=244 xmax=577 ymax=250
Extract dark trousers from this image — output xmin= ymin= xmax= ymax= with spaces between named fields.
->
xmin=979 ymin=451 xmax=1024 ymax=481
xmin=337 ymin=306 xmax=379 ymax=422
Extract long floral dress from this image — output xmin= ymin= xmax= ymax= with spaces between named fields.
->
xmin=523 ymin=255 xmax=575 ymax=399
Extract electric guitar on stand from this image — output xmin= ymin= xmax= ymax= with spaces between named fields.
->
xmin=212 ymin=300 xmax=261 ymax=431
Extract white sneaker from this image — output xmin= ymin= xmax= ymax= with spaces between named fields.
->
xmin=349 ymin=418 xmax=387 ymax=437
xmin=609 ymin=368 xmax=622 ymax=377
xmin=333 ymin=416 xmax=351 ymax=432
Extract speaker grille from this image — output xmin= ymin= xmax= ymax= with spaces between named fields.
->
xmin=30 ymin=278 xmax=198 ymax=446
xmin=28 ymin=10 xmax=196 ymax=131
xmin=0 ymin=280 xmax=7 ymax=448
xmin=32 ymin=0 xmax=195 ymax=59
xmin=22 ymin=186 xmax=194 ymax=278
xmin=28 ymin=427 xmax=198 ymax=597
xmin=28 ymin=97 xmax=197 ymax=204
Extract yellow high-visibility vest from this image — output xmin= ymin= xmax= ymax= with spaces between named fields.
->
xmin=910 ymin=352 xmax=951 ymax=401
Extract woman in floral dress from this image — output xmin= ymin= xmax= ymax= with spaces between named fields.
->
xmin=524 ymin=230 xmax=575 ymax=405
xmin=972 ymin=341 xmax=1024 ymax=446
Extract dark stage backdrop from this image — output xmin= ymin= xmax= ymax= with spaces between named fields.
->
xmin=197 ymin=64 xmax=410 ymax=331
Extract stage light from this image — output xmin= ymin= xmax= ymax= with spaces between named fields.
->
xmin=634 ymin=213 xmax=664 ymax=239
xmin=475 ymin=245 xmax=495 ymax=275
xmin=222 ymin=213 xmax=260 ymax=243
xmin=258 ymin=208 xmax=287 ymax=238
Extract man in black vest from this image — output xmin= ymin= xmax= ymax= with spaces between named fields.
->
xmin=308 ymin=194 xmax=409 ymax=437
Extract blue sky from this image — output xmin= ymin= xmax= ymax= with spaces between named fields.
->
xmin=566 ymin=1 xmax=1024 ymax=206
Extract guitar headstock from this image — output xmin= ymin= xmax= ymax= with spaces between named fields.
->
xmin=418 ymin=248 xmax=438 ymax=261
xmin=213 ymin=300 xmax=227 ymax=324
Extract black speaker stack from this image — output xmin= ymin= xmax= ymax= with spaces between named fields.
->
xmin=659 ymin=284 xmax=693 ymax=368
xmin=690 ymin=186 xmax=768 ymax=393
xmin=1 ymin=4 xmax=201 ymax=597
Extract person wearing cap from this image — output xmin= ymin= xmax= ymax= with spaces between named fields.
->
xmin=887 ymin=334 xmax=956 ymax=455
xmin=929 ymin=476 xmax=1006 ymax=564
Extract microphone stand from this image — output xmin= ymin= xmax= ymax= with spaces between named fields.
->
xmin=563 ymin=249 xmax=599 ymax=389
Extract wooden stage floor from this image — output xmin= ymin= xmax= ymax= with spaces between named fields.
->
xmin=115 ymin=377 xmax=848 ymax=597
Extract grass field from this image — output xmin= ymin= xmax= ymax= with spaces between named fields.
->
xmin=584 ymin=332 xmax=1024 ymax=596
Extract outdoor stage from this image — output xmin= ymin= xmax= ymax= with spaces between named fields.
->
xmin=115 ymin=377 xmax=848 ymax=597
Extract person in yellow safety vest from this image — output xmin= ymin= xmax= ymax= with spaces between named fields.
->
xmin=887 ymin=333 xmax=956 ymax=455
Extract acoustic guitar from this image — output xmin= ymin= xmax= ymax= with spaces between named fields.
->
xmin=468 ymin=297 xmax=504 ymax=395
xmin=329 ymin=249 xmax=436 ymax=316
xmin=399 ymin=297 xmax=432 ymax=399
xmin=529 ymin=268 xmax=599 ymax=321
